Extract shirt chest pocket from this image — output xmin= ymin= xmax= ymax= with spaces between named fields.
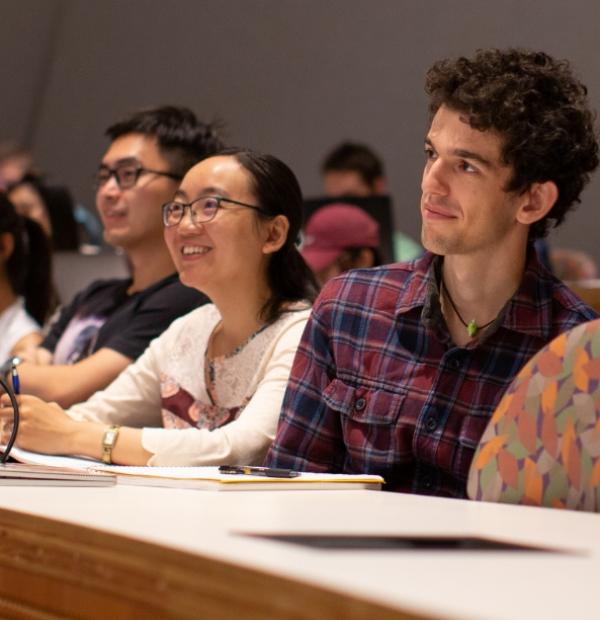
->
xmin=323 ymin=378 xmax=406 ymax=467
xmin=324 ymin=378 xmax=407 ymax=424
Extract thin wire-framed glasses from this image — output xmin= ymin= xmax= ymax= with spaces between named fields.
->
xmin=94 ymin=163 xmax=182 ymax=191
xmin=162 ymin=195 xmax=264 ymax=227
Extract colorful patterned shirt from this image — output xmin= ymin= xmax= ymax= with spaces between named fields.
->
xmin=266 ymin=251 xmax=598 ymax=497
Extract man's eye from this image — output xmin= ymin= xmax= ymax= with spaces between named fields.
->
xmin=424 ymin=147 xmax=436 ymax=160
xmin=459 ymin=160 xmax=477 ymax=173
xmin=119 ymin=167 xmax=137 ymax=180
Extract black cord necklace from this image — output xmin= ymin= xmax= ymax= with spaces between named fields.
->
xmin=440 ymin=278 xmax=496 ymax=338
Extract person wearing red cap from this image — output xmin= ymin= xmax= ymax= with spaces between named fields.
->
xmin=320 ymin=142 xmax=423 ymax=262
xmin=301 ymin=204 xmax=381 ymax=285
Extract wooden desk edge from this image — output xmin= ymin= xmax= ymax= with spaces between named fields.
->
xmin=0 ymin=506 xmax=434 ymax=620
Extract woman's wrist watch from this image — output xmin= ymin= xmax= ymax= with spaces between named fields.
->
xmin=101 ymin=425 xmax=121 ymax=464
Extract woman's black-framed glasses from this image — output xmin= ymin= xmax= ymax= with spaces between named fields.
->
xmin=162 ymin=195 xmax=264 ymax=227
xmin=94 ymin=163 xmax=182 ymax=191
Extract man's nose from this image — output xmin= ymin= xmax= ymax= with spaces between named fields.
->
xmin=421 ymin=158 xmax=448 ymax=194
xmin=97 ymin=175 xmax=122 ymax=200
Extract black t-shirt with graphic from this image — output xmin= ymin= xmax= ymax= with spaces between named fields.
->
xmin=42 ymin=273 xmax=207 ymax=364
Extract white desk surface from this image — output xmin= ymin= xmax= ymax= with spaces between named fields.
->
xmin=0 ymin=486 xmax=598 ymax=620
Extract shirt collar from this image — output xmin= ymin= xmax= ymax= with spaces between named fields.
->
xmin=395 ymin=249 xmax=555 ymax=341
xmin=394 ymin=252 xmax=438 ymax=315
xmin=499 ymin=248 xmax=555 ymax=340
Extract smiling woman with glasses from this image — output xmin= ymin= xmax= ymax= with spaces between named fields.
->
xmin=162 ymin=195 xmax=263 ymax=226
xmin=0 ymin=149 xmax=318 ymax=468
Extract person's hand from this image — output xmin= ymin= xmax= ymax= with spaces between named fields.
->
xmin=0 ymin=394 xmax=78 ymax=454
xmin=15 ymin=346 xmax=53 ymax=365
xmin=8 ymin=334 xmax=53 ymax=364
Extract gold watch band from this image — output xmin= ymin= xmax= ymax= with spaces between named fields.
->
xmin=101 ymin=425 xmax=121 ymax=464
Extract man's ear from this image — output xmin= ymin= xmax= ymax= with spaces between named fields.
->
xmin=262 ymin=215 xmax=290 ymax=255
xmin=516 ymin=181 xmax=559 ymax=226
xmin=372 ymin=176 xmax=386 ymax=195
xmin=354 ymin=248 xmax=377 ymax=268
xmin=0 ymin=232 xmax=15 ymax=261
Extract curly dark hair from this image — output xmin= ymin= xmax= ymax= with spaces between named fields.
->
xmin=425 ymin=48 xmax=599 ymax=239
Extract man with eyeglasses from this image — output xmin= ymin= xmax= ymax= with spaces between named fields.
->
xmin=13 ymin=106 xmax=222 ymax=407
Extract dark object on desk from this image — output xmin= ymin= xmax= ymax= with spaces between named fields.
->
xmin=303 ymin=195 xmax=395 ymax=265
xmin=219 ymin=465 xmax=300 ymax=478
xmin=246 ymin=534 xmax=566 ymax=552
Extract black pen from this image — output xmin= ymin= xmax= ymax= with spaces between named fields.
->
xmin=11 ymin=361 xmax=20 ymax=395
xmin=218 ymin=465 xmax=300 ymax=478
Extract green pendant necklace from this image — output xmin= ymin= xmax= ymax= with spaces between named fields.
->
xmin=440 ymin=278 xmax=496 ymax=338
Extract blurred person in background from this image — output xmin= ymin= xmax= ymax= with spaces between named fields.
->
xmin=8 ymin=174 xmax=80 ymax=250
xmin=550 ymin=247 xmax=598 ymax=281
xmin=302 ymin=203 xmax=381 ymax=285
xmin=321 ymin=141 xmax=422 ymax=262
xmin=0 ymin=193 xmax=53 ymax=360
xmin=0 ymin=141 xmax=34 ymax=191
xmin=0 ymin=140 xmax=103 ymax=247
xmin=322 ymin=141 xmax=386 ymax=197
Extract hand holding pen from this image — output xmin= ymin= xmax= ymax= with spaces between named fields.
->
xmin=11 ymin=360 xmax=20 ymax=395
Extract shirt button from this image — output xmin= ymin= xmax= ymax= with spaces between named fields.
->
xmin=422 ymin=475 xmax=433 ymax=489
xmin=354 ymin=397 xmax=367 ymax=411
xmin=450 ymin=357 xmax=461 ymax=370
xmin=425 ymin=416 xmax=438 ymax=432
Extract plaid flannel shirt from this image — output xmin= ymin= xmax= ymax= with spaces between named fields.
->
xmin=266 ymin=251 xmax=597 ymax=497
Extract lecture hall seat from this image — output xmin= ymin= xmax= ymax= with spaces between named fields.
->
xmin=468 ymin=318 xmax=600 ymax=512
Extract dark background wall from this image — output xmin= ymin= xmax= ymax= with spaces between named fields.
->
xmin=2 ymin=0 xmax=599 ymax=260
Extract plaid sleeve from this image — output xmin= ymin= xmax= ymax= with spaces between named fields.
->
xmin=265 ymin=289 xmax=347 ymax=472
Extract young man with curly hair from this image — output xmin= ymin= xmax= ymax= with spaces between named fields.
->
xmin=267 ymin=49 xmax=600 ymax=497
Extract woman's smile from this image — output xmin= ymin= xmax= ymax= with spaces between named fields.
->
xmin=181 ymin=245 xmax=212 ymax=257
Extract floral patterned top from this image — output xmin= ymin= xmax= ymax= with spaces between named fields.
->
xmin=160 ymin=313 xmax=275 ymax=431
xmin=67 ymin=303 xmax=311 ymax=466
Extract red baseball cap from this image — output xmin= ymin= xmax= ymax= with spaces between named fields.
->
xmin=301 ymin=203 xmax=380 ymax=272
